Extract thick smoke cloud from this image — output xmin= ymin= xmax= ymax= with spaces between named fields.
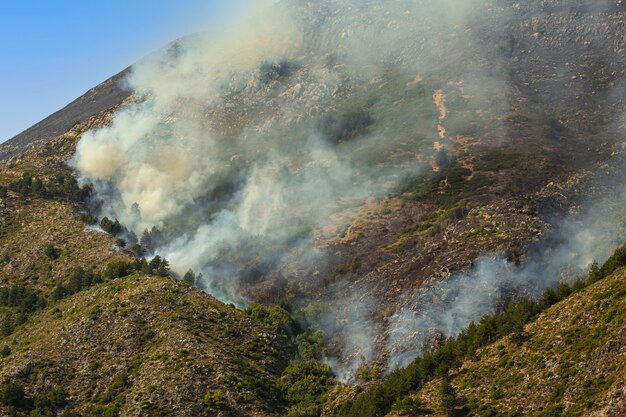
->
xmin=74 ymin=0 xmax=473 ymax=301
xmin=72 ymin=0 xmax=625 ymax=380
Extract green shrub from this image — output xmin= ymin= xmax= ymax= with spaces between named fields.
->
xmin=44 ymin=244 xmax=61 ymax=260
xmin=392 ymin=396 xmax=425 ymax=413
xmin=0 ymin=346 xmax=11 ymax=357
xmin=440 ymin=379 xmax=458 ymax=412
xmin=80 ymin=213 xmax=98 ymax=225
xmin=285 ymin=401 xmax=321 ymax=417
xmin=137 ymin=328 xmax=157 ymax=345
xmin=8 ymin=172 xmax=88 ymax=201
xmin=295 ymin=332 xmax=325 ymax=361
xmin=104 ymin=261 xmax=133 ymax=279
xmin=0 ymin=381 xmax=26 ymax=407
xmin=100 ymin=217 xmax=122 ymax=236
xmin=83 ymin=403 xmax=120 ymax=417
xmin=247 ymin=304 xmax=296 ymax=335
xmin=204 ymin=389 xmax=225 ymax=409
xmin=537 ymin=404 xmax=564 ymax=417
xmin=597 ymin=244 xmax=626 ymax=279
xmin=67 ymin=268 xmax=103 ymax=295
xmin=30 ymin=407 xmax=56 ymax=417
xmin=1 ymin=317 xmax=14 ymax=336
xmin=278 ymin=360 xmax=332 ymax=404
xmin=0 ymin=284 xmax=45 ymax=313
xmin=34 ymin=386 xmax=67 ymax=410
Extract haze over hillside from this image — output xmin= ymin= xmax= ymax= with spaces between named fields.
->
xmin=0 ymin=0 xmax=624 ymax=416
xmin=70 ymin=0 xmax=626 ymax=377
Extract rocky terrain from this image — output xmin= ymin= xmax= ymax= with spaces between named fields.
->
xmin=0 ymin=69 xmax=131 ymax=163
xmin=384 ymin=266 xmax=626 ymax=417
xmin=0 ymin=0 xmax=624 ymax=415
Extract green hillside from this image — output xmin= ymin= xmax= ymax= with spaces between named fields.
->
xmin=336 ymin=246 xmax=626 ymax=417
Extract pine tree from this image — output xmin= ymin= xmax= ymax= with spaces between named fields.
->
xmin=588 ymin=261 xmax=601 ymax=282
xmin=359 ymin=365 xmax=370 ymax=381
xmin=183 ymin=270 xmax=196 ymax=286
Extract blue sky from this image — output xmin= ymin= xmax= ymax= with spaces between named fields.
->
xmin=0 ymin=0 xmax=250 ymax=141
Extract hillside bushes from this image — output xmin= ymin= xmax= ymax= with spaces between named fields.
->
xmin=0 ymin=285 xmax=45 ymax=314
xmin=0 ymin=382 xmax=71 ymax=416
xmin=243 ymin=304 xmax=335 ymax=416
xmin=44 ymin=244 xmax=61 ymax=260
xmin=99 ymin=217 xmax=122 ymax=236
xmin=53 ymin=269 xmax=103 ymax=301
xmin=338 ymin=244 xmax=626 ymax=417
xmin=0 ymin=382 xmax=26 ymax=407
xmin=589 ymin=244 xmax=626 ymax=282
xmin=4 ymin=172 xmax=89 ymax=202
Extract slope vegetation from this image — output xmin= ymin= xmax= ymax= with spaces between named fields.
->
xmin=0 ymin=111 xmax=301 ymax=417
xmin=335 ymin=246 xmax=626 ymax=417
xmin=0 ymin=276 xmax=292 ymax=417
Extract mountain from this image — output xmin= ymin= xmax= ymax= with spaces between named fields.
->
xmin=442 ymin=268 xmax=626 ymax=416
xmin=0 ymin=0 xmax=624 ymax=416
xmin=0 ymin=69 xmax=132 ymax=162
xmin=336 ymin=251 xmax=626 ymax=416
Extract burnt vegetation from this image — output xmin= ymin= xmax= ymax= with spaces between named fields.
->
xmin=403 ymin=158 xmax=494 ymax=209
xmin=318 ymin=109 xmax=374 ymax=144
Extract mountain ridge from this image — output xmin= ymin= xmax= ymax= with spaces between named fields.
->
xmin=0 ymin=68 xmax=131 ymax=163
xmin=0 ymin=0 xmax=624 ymax=415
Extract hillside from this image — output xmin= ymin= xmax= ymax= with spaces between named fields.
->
xmin=0 ymin=118 xmax=303 ymax=416
xmin=447 ymin=268 xmax=626 ymax=416
xmin=0 ymin=276 xmax=292 ymax=416
xmin=335 ymin=247 xmax=626 ymax=417
xmin=382 ymin=267 xmax=626 ymax=417
xmin=0 ymin=0 xmax=624 ymax=416
xmin=0 ymin=69 xmax=131 ymax=163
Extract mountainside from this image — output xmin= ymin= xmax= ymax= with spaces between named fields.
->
xmin=379 ymin=268 xmax=626 ymax=417
xmin=445 ymin=268 xmax=626 ymax=416
xmin=334 ymin=248 xmax=626 ymax=417
xmin=0 ymin=0 xmax=625 ymax=416
xmin=0 ymin=122 xmax=301 ymax=416
xmin=0 ymin=276 xmax=292 ymax=416
xmin=0 ymin=69 xmax=131 ymax=162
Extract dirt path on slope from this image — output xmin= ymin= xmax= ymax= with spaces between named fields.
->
xmin=433 ymin=89 xmax=448 ymax=147
xmin=432 ymin=89 xmax=448 ymax=172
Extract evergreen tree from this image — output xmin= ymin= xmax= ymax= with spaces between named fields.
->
xmin=1 ymin=317 xmax=14 ymax=336
xmin=183 ymin=270 xmax=196 ymax=286
xmin=588 ymin=261 xmax=601 ymax=282
xmin=440 ymin=379 xmax=457 ymax=415
xmin=156 ymin=258 xmax=170 ymax=277
xmin=140 ymin=229 xmax=154 ymax=253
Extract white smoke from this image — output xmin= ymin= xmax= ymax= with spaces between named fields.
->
xmin=71 ymin=0 xmax=626 ymax=380
xmin=386 ymin=189 xmax=626 ymax=370
xmin=74 ymin=0 xmax=466 ymax=300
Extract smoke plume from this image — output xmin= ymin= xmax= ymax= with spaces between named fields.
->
xmin=72 ymin=0 xmax=626 ymax=380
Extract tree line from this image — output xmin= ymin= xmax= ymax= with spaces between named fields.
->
xmin=337 ymin=243 xmax=626 ymax=417
xmin=0 ymin=172 xmax=89 ymax=202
